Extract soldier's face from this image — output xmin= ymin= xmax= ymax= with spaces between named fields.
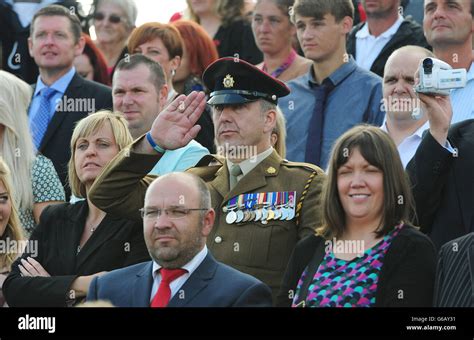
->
xmin=143 ymin=177 xmax=213 ymax=268
xmin=337 ymin=147 xmax=384 ymax=229
xmin=212 ymin=101 xmax=274 ymax=156
xmin=423 ymin=0 xmax=473 ymax=47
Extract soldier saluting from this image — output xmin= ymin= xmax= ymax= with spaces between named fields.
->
xmin=89 ymin=57 xmax=326 ymax=300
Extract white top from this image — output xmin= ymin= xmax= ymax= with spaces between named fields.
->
xmin=451 ymin=62 xmax=474 ymax=123
xmin=150 ymin=245 xmax=208 ymax=303
xmin=381 ymin=120 xmax=430 ymax=168
xmin=355 ymin=15 xmax=404 ymax=71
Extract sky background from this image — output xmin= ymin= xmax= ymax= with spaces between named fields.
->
xmin=78 ymin=0 xmax=188 ymax=26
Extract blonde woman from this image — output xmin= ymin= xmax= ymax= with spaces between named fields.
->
xmin=3 ymin=111 xmax=148 ymax=307
xmin=0 ymin=158 xmax=25 ymax=307
xmin=0 ymin=71 xmax=65 ymax=235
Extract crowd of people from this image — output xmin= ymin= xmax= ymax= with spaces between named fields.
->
xmin=0 ymin=0 xmax=473 ymax=308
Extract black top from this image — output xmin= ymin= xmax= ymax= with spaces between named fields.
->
xmin=214 ymin=19 xmax=262 ymax=65
xmin=276 ymin=224 xmax=437 ymax=307
xmin=3 ymin=201 xmax=149 ymax=307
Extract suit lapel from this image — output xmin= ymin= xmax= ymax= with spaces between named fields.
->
xmin=168 ymin=253 xmax=217 ymax=307
xmin=39 ymin=73 xmax=83 ymax=151
xmin=132 ymin=262 xmax=154 ymax=307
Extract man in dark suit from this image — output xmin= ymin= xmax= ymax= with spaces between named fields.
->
xmin=87 ymin=172 xmax=272 ymax=307
xmin=27 ymin=5 xmax=112 ymax=197
xmin=434 ymin=233 xmax=474 ymax=307
xmin=407 ymin=82 xmax=474 ymax=249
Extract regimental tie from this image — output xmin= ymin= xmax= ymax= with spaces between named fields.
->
xmin=150 ymin=268 xmax=187 ymax=307
xmin=305 ymin=79 xmax=334 ymax=166
xmin=30 ymin=87 xmax=57 ymax=150
xmin=229 ymin=164 xmax=243 ymax=190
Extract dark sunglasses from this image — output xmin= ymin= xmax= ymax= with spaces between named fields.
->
xmin=93 ymin=12 xmax=122 ymax=24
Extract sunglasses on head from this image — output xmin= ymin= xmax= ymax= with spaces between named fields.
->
xmin=93 ymin=12 xmax=123 ymax=24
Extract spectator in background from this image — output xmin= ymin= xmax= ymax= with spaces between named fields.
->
xmin=184 ymin=0 xmax=263 ymax=64
xmin=346 ymin=0 xmax=430 ymax=77
xmin=381 ymin=46 xmax=434 ymax=168
xmin=127 ymin=22 xmax=215 ymax=152
xmin=0 ymin=70 xmax=65 ymax=236
xmin=3 ymin=111 xmax=149 ymax=307
xmin=171 ymin=20 xmax=219 ymax=95
xmin=112 ymin=54 xmax=209 ymax=173
xmin=0 ymin=0 xmax=84 ymax=84
xmin=74 ymin=33 xmax=111 ymax=86
xmin=277 ymin=125 xmax=436 ymax=307
xmin=252 ymin=0 xmax=312 ymax=82
xmin=279 ymin=0 xmax=384 ymax=170
xmin=90 ymin=0 xmax=137 ymax=81
xmin=27 ymin=5 xmax=113 ymax=199
xmin=0 ymin=158 xmax=25 ymax=307
xmin=422 ymin=0 xmax=474 ymax=123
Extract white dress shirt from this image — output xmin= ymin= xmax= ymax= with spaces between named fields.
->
xmin=355 ymin=15 xmax=404 ymax=71
xmin=150 ymin=245 xmax=208 ymax=303
xmin=381 ymin=120 xmax=430 ymax=168
xmin=451 ymin=62 xmax=474 ymax=124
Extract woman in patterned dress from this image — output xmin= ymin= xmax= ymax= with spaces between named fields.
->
xmin=0 ymin=71 xmax=65 ymax=236
xmin=277 ymin=125 xmax=437 ymax=307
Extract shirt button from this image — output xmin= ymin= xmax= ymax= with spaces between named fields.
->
xmin=214 ymin=236 xmax=222 ymax=244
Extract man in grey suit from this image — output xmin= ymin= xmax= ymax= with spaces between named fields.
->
xmin=87 ymin=172 xmax=272 ymax=307
xmin=434 ymin=233 xmax=474 ymax=307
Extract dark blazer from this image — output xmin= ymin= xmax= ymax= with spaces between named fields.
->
xmin=346 ymin=17 xmax=430 ymax=77
xmin=3 ymin=201 xmax=149 ymax=307
xmin=87 ymin=252 xmax=273 ymax=307
xmin=33 ymin=72 xmax=113 ymax=196
xmin=434 ymin=233 xmax=474 ymax=307
xmin=276 ymin=225 xmax=437 ymax=307
xmin=407 ymin=120 xmax=474 ymax=250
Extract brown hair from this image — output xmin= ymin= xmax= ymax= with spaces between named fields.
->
xmin=186 ymin=0 xmax=246 ymax=26
xmin=317 ymin=125 xmax=415 ymax=239
xmin=30 ymin=4 xmax=82 ymax=43
xmin=172 ymin=20 xmax=219 ymax=78
xmin=81 ymin=33 xmax=111 ymax=85
xmin=291 ymin=0 xmax=354 ymax=23
xmin=128 ymin=22 xmax=184 ymax=60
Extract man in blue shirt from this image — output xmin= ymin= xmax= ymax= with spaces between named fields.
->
xmin=279 ymin=0 xmax=385 ymax=169
xmin=27 ymin=5 xmax=112 ymax=197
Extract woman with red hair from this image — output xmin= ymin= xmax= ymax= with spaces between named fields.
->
xmin=172 ymin=20 xmax=219 ymax=95
xmin=74 ymin=33 xmax=111 ymax=86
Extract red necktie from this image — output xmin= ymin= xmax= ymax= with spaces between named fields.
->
xmin=150 ymin=268 xmax=187 ymax=307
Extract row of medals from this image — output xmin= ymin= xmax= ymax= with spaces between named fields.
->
xmin=224 ymin=205 xmax=295 ymax=225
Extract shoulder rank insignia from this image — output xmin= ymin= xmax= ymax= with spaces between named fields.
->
xmin=223 ymin=74 xmax=235 ymax=88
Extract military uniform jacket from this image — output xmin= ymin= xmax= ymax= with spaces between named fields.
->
xmin=89 ymin=139 xmax=325 ymax=297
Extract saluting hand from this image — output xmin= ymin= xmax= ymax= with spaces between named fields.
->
xmin=149 ymin=91 xmax=207 ymax=151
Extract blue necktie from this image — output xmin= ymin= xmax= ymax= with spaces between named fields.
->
xmin=30 ymin=87 xmax=56 ymax=149
xmin=305 ymin=79 xmax=334 ymax=166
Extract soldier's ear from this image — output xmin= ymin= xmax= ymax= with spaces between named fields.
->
xmin=263 ymin=109 xmax=276 ymax=134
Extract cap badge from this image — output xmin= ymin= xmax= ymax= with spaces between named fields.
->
xmin=223 ymin=74 xmax=235 ymax=88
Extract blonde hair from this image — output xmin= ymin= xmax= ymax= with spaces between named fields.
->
xmin=68 ymin=111 xmax=133 ymax=198
xmin=0 ymin=71 xmax=35 ymax=212
xmin=272 ymin=106 xmax=287 ymax=158
xmin=0 ymin=157 xmax=25 ymax=270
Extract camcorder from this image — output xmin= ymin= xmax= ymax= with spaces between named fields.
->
xmin=412 ymin=57 xmax=467 ymax=119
